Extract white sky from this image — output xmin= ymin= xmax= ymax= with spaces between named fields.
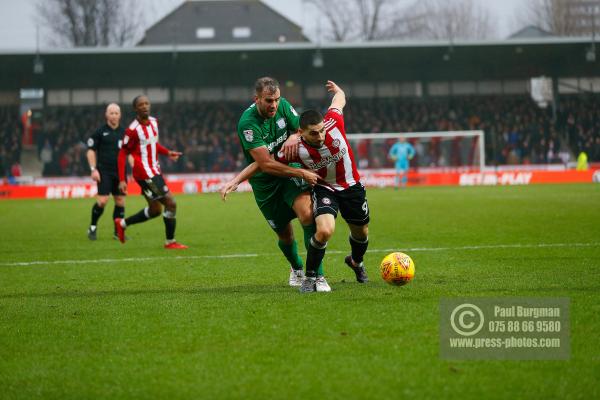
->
xmin=0 ymin=0 xmax=529 ymax=50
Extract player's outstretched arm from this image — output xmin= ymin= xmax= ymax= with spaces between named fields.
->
xmin=220 ymin=162 xmax=260 ymax=201
xmin=250 ymin=146 xmax=319 ymax=186
xmin=168 ymin=150 xmax=182 ymax=161
xmin=326 ymin=80 xmax=346 ymax=111
xmin=156 ymin=143 xmax=182 ymax=161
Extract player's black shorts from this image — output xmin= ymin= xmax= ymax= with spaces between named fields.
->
xmin=137 ymin=174 xmax=170 ymax=201
xmin=97 ymin=170 xmax=123 ymax=196
xmin=312 ymin=183 xmax=370 ymax=226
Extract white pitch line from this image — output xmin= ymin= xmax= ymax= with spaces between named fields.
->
xmin=0 ymin=254 xmax=259 ymax=267
xmin=0 ymin=242 xmax=598 ymax=268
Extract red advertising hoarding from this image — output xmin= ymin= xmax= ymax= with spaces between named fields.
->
xmin=1 ymin=168 xmax=598 ymax=200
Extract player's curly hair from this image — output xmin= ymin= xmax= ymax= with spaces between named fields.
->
xmin=255 ymin=77 xmax=279 ymax=94
xmin=300 ymin=110 xmax=323 ymax=130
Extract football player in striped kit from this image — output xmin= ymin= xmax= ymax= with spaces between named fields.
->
xmin=221 ymin=81 xmax=369 ymax=292
xmin=114 ymin=95 xmax=187 ymax=249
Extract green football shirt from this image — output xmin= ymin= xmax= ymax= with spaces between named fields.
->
xmin=237 ymin=97 xmax=300 ymax=189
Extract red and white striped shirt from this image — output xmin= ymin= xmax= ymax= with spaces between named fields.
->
xmin=278 ymin=108 xmax=361 ymax=191
xmin=118 ymin=116 xmax=169 ymax=181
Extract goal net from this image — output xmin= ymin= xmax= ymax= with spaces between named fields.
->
xmin=345 ymin=130 xmax=485 ymax=171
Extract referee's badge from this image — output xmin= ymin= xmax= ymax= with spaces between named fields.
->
xmin=322 ymin=197 xmax=331 ymax=205
xmin=243 ymin=129 xmax=254 ymax=142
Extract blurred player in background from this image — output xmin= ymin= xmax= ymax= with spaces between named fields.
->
xmin=232 ymin=77 xmax=325 ymax=289
xmin=222 ymin=81 xmax=369 ymax=293
xmin=114 ymin=95 xmax=187 ymax=249
xmin=388 ymin=137 xmax=415 ymax=189
xmin=86 ymin=103 xmax=126 ymax=240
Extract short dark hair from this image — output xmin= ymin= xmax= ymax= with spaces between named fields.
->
xmin=254 ymin=77 xmax=279 ymax=95
xmin=299 ymin=109 xmax=323 ymax=130
xmin=132 ymin=95 xmax=145 ymax=109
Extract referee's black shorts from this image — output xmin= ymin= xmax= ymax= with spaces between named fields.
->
xmin=312 ymin=183 xmax=370 ymax=226
xmin=97 ymin=170 xmax=123 ymax=196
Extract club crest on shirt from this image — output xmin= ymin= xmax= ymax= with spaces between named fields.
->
xmin=243 ymin=129 xmax=254 ymax=142
xmin=276 ymin=118 xmax=286 ymax=129
xmin=332 ymin=139 xmax=341 ymax=148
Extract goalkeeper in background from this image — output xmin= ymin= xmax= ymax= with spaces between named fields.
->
xmin=388 ymin=137 xmax=415 ymax=189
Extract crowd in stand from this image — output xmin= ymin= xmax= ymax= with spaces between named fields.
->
xmin=1 ymin=93 xmax=599 ymax=178
xmin=0 ymin=106 xmax=22 ymax=181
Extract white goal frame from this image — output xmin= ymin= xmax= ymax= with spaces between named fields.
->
xmin=346 ymin=130 xmax=486 ymax=171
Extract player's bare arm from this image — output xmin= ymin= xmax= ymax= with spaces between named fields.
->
xmin=249 ymin=146 xmax=319 ymax=186
xmin=326 ymin=80 xmax=346 ymax=111
xmin=220 ymin=162 xmax=260 ymax=201
xmin=86 ymin=149 xmax=101 ymax=182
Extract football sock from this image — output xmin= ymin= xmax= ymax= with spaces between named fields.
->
xmin=349 ymin=234 xmax=369 ymax=264
xmin=302 ymin=224 xmax=324 ymax=276
xmin=113 ymin=205 xmax=125 ymax=221
xmin=91 ymin=203 xmax=104 ymax=226
xmin=306 ymin=236 xmax=327 ymax=278
xmin=278 ymin=240 xmax=304 ymax=271
xmin=163 ymin=213 xmax=176 ymax=241
xmin=125 ymin=207 xmax=151 ymax=226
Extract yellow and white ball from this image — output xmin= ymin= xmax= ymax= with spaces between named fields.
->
xmin=380 ymin=252 xmax=415 ymax=286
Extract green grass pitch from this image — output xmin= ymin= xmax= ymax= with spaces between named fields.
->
xmin=0 ymin=184 xmax=599 ymax=399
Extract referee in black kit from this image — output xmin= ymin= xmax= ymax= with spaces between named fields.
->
xmin=86 ymin=103 xmax=128 ymax=240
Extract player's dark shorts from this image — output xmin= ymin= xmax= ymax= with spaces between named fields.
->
xmin=312 ymin=183 xmax=370 ymax=226
xmin=97 ymin=170 xmax=123 ymax=196
xmin=137 ymin=174 xmax=170 ymax=201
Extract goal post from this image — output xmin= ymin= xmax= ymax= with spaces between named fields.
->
xmin=345 ymin=130 xmax=486 ymax=171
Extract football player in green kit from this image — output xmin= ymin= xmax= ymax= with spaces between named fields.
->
xmin=235 ymin=77 xmax=330 ymax=292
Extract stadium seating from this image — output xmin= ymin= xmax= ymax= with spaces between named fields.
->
xmin=2 ymin=93 xmax=599 ymax=178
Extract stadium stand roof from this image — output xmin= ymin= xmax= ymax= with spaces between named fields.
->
xmin=138 ymin=0 xmax=308 ymax=45
xmin=0 ymin=37 xmax=597 ymax=90
xmin=508 ymin=26 xmax=554 ymax=40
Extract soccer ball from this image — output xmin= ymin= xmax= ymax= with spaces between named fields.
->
xmin=380 ymin=252 xmax=415 ymax=286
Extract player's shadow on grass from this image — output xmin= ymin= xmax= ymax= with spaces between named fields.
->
xmin=0 ymin=281 xmax=417 ymax=300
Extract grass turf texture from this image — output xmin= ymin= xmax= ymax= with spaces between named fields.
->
xmin=0 ymin=183 xmax=599 ymax=399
